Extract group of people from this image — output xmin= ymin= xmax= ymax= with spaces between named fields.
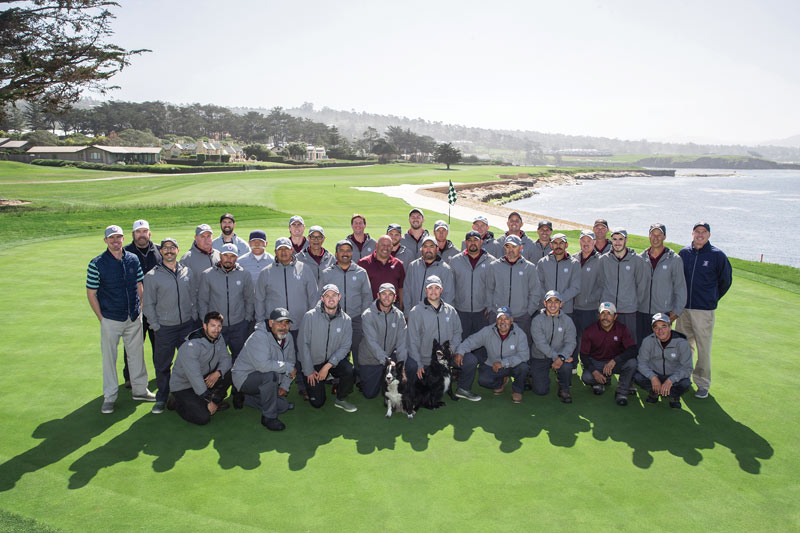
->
xmin=86 ymin=208 xmax=732 ymax=430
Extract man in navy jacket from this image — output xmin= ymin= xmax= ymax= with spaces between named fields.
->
xmin=675 ymin=222 xmax=732 ymax=399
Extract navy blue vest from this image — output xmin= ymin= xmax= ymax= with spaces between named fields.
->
xmin=91 ymin=250 xmax=141 ymax=321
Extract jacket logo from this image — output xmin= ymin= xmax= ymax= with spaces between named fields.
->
xmin=519 ymin=271 xmax=524 ymax=276
xmin=586 ymin=267 xmax=591 ymax=271
xmin=625 ymin=266 xmax=630 ymax=270
xmin=670 ymin=352 xmax=677 ymax=358
xmin=295 ymin=274 xmax=302 ymax=280
xmin=445 ymin=317 xmax=450 ymax=322
xmin=703 ymin=260 xmax=709 ymax=267
xmin=236 ymin=280 xmax=241 ymax=285
xmin=391 ymin=322 xmax=396 ymax=328
xmin=558 ymin=327 xmax=563 ymax=332
xmin=510 ymin=344 xmax=515 ymax=349
xmin=187 ymin=341 xmax=193 ymax=346
xmin=390 ymin=265 xmax=395 ymax=269
xmin=663 ymin=265 xmax=668 ymax=270
xmin=352 ymin=276 xmax=357 ymax=281
xmin=336 ymin=327 xmax=341 ymax=333
xmin=563 ymin=268 xmax=569 ymax=272
xmin=613 ymin=336 xmax=618 ymax=341
xmin=481 ymin=264 xmax=486 ymax=268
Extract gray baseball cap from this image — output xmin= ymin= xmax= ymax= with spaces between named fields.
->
xmin=504 ymin=235 xmax=522 ymax=246
xmin=160 ymin=237 xmax=178 ymax=248
xmin=289 ymin=215 xmax=305 ymax=225
xmin=420 ymin=235 xmax=437 ymax=246
xmin=611 ymin=227 xmax=627 ymax=238
xmin=545 ymin=290 xmax=562 ymax=301
xmin=378 ymin=283 xmax=396 ymax=294
xmin=274 ymin=237 xmax=292 ymax=250
xmin=580 ymin=229 xmax=596 ymax=240
xmin=473 ymin=215 xmax=489 ymax=224
xmin=649 ymin=223 xmax=666 ymax=236
xmin=269 ymin=307 xmax=293 ymax=323
xmin=321 ymin=283 xmax=340 ymax=295
xmin=105 ymin=225 xmax=123 ymax=238
xmin=409 ymin=208 xmax=424 ymax=217
xmin=220 ymin=243 xmax=239 ymax=256
xmin=551 ymin=233 xmax=567 ymax=243
xmin=598 ymin=302 xmax=617 ymax=315
xmin=335 ymin=239 xmax=353 ymax=252
xmin=195 ymin=224 xmax=213 ymax=236
xmin=538 ymin=220 xmax=553 ymax=229
xmin=308 ymin=225 xmax=324 ymax=236
xmin=434 ymin=220 xmax=449 ymax=231
xmin=651 ymin=312 xmax=670 ymax=325
xmin=425 ymin=275 xmax=443 ymax=288
xmin=387 ymin=223 xmax=402 ymax=233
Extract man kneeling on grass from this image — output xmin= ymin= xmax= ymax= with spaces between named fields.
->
xmin=298 ymin=284 xmax=357 ymax=412
xmin=169 ymin=311 xmax=232 ymax=425
xmin=530 ymin=290 xmax=577 ymax=404
xmin=232 ymin=308 xmax=297 ymax=431
xmin=634 ymin=313 xmax=693 ymax=409
xmin=579 ymin=302 xmax=637 ymax=406
xmin=455 ymin=307 xmax=529 ymax=403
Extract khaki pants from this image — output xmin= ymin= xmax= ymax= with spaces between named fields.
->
xmin=675 ymin=309 xmax=715 ymax=389
xmin=101 ymin=316 xmax=148 ymax=401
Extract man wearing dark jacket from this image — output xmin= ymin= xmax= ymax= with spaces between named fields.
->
xmin=169 ymin=311 xmax=232 ymax=425
xmin=580 ymin=302 xmax=637 ymax=406
xmin=675 ymin=222 xmax=732 ymax=399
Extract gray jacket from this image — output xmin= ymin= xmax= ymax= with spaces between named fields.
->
xmin=638 ymin=247 xmax=687 ymax=316
xmin=457 ymin=324 xmax=529 ymax=368
xmin=391 ymin=244 xmax=416 ymax=269
xmin=537 ymin=253 xmax=581 ymax=313
xmin=599 ymin=248 xmax=649 ymax=314
xmin=143 ymin=263 xmax=194 ymax=330
xmin=255 ymin=258 xmax=318 ymax=328
xmin=232 ymin=325 xmax=295 ymax=390
xmin=487 ymin=256 xmax=543 ymax=318
xmin=449 ymin=250 xmax=495 ymax=313
xmin=297 ymin=301 xmax=353 ymax=373
xmin=574 ymin=251 xmax=604 ymax=311
xmin=637 ymin=332 xmax=692 ymax=383
xmin=530 ymin=311 xmax=577 ymax=361
xmin=358 ymin=300 xmax=407 ymax=366
xmin=198 ymin=263 xmax=254 ymax=327
xmin=399 ymin=230 xmax=429 ymax=261
xmin=346 ymin=234 xmax=377 ymax=262
xmin=169 ymin=329 xmax=232 ymax=395
xmin=296 ymin=248 xmax=336 ymax=283
xmin=237 ymin=251 xmax=274 ymax=284
xmin=407 ymin=299 xmax=462 ymax=367
xmin=320 ymin=262 xmax=372 ymax=319
xmin=488 ymin=232 xmax=537 ymax=263
xmin=529 ymin=240 xmax=552 ymax=264
xmin=438 ymin=240 xmax=460 ymax=263
xmin=403 ymin=256 xmax=455 ymax=314
xmin=180 ymin=243 xmax=220 ymax=317
xmin=212 ymin=233 xmax=251 ymax=255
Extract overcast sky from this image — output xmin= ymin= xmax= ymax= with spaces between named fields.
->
xmin=96 ymin=0 xmax=800 ymax=145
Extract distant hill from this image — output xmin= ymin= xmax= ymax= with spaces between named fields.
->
xmin=759 ymin=134 xmax=800 ymax=148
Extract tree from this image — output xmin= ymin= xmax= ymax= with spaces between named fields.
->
xmin=0 ymin=1 xmax=148 ymax=120
xmin=286 ymin=142 xmax=307 ymax=160
xmin=242 ymin=144 xmax=273 ymax=161
xmin=22 ymin=129 xmax=58 ymax=145
xmin=434 ymin=142 xmax=462 ymax=169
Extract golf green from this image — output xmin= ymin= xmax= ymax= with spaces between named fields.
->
xmin=0 ymin=162 xmax=797 ymax=531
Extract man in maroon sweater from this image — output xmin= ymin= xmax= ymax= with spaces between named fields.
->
xmin=579 ymin=301 xmax=638 ymax=406
xmin=357 ymin=235 xmax=406 ymax=309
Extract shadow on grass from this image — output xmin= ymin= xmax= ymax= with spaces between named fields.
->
xmin=0 ymin=380 xmax=774 ymax=491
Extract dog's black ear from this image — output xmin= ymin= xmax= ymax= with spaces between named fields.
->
xmin=443 ymin=340 xmax=450 ymax=351
xmin=396 ymin=360 xmax=405 ymax=373
xmin=432 ymin=339 xmax=441 ymax=352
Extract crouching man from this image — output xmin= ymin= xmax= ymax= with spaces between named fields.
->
xmin=358 ymin=283 xmax=408 ymax=399
xmin=169 ymin=311 xmax=232 ymax=425
xmin=579 ymin=302 xmax=637 ymax=406
xmin=232 ymin=308 xmax=297 ymax=430
xmin=530 ymin=290 xmax=577 ymax=403
xmin=298 ymin=284 xmax=357 ymax=412
xmin=634 ymin=313 xmax=693 ymax=409
xmin=456 ymin=307 xmax=529 ymax=403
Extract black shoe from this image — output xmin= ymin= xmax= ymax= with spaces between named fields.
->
xmin=669 ymin=399 xmax=681 ymax=409
xmin=261 ymin=416 xmax=285 ymax=431
xmin=524 ymin=377 xmax=533 ymax=391
xmin=646 ymin=393 xmax=658 ymax=404
xmin=124 ymin=380 xmax=132 ymax=389
xmin=215 ymin=401 xmax=230 ymax=411
xmin=558 ymin=388 xmax=572 ymax=404
xmin=592 ymin=384 xmax=605 ymax=395
xmin=166 ymin=395 xmax=176 ymax=410
xmin=233 ymin=392 xmax=245 ymax=410
xmin=299 ymin=389 xmax=309 ymax=402
xmin=615 ymin=395 xmax=628 ymax=406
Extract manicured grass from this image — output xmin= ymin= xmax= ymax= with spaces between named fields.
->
xmin=0 ymin=161 xmax=798 ymax=531
xmin=0 ymin=161 xmax=140 ymax=183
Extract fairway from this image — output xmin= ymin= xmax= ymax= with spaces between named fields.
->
xmin=0 ymin=162 xmax=798 ymax=532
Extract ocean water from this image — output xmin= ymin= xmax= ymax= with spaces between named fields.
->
xmin=506 ymin=169 xmax=800 ymax=268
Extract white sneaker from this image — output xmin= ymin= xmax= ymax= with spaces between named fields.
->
xmin=132 ymin=389 xmax=156 ymax=402
xmin=101 ymin=400 xmax=115 ymax=414
xmin=695 ymin=388 xmax=709 ymax=399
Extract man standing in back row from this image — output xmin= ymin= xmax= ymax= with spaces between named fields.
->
xmin=675 ymin=222 xmax=732 ymax=399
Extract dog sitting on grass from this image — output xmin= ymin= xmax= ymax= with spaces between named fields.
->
xmin=382 ymin=359 xmax=415 ymax=419
xmin=413 ymin=340 xmax=458 ymax=410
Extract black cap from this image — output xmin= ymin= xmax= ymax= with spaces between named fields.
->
xmin=693 ymin=221 xmax=710 ymax=232
xmin=220 ymin=213 xmax=235 ymax=223
xmin=249 ymin=230 xmax=266 ymax=241
xmin=465 ymin=230 xmax=482 ymax=240
xmin=269 ymin=308 xmax=293 ymax=323
xmin=538 ymin=220 xmax=553 ymax=229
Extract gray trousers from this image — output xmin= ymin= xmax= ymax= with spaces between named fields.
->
xmin=239 ymin=371 xmax=291 ymax=419
xmin=100 ymin=316 xmax=148 ymax=402
xmin=478 ymin=361 xmax=530 ymax=394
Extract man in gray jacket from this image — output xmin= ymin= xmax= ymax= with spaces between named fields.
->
xmin=487 ymin=211 xmax=536 ymax=262
xmin=487 ymin=235 xmax=543 ymax=342
xmin=634 ymin=313 xmax=693 ymax=409
xmin=572 ymin=230 xmax=604 ymax=363
xmin=298 ymin=284 xmax=356 ymax=412
xmin=237 ymin=230 xmax=274 ymax=284
xmin=321 ymin=240 xmax=373 ymax=371
xmin=433 ymin=220 xmax=460 ymax=262
xmin=169 ymin=311 xmax=232 ymax=425
xmin=456 ymin=307 xmax=529 ymax=403
xmin=403 ymin=235 xmax=455 ymax=314
xmin=358 ymin=283 xmax=408 ymax=399
xmin=212 ymin=212 xmax=251 ymax=255
xmin=529 ymin=220 xmax=553 ymax=264
xmin=599 ymin=227 xmax=649 ymax=342
xmin=232 ymin=308 xmax=297 ymax=430
xmin=255 ymin=237 xmax=318 ymax=344
xmin=399 ymin=208 xmax=429 ymax=261
xmin=346 ymin=214 xmax=376 ymax=262
xmin=198 ymin=243 xmax=254 ymax=362
xmin=389 ymin=223 xmax=416 ymax=268
xmin=530 ymin=290 xmax=577 ymax=403
xmin=537 ymin=233 xmax=581 ymax=314
xmin=407 ymin=275 xmax=480 ymax=401
xmin=180 ymin=224 xmax=221 ymax=326
xmin=143 ymin=237 xmax=195 ymax=414
xmin=636 ymin=223 xmax=686 ymax=346
xmin=296 ymin=225 xmax=336 ymax=282
xmin=450 ymin=230 xmax=495 ymax=363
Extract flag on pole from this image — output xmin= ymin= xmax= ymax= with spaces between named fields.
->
xmin=448 ymin=179 xmax=457 ymax=205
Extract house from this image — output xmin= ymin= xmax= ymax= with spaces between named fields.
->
xmin=305 ymin=145 xmax=327 ymax=161
xmin=27 ymin=145 xmax=162 ymax=164
xmin=0 ymin=140 xmax=30 ymax=151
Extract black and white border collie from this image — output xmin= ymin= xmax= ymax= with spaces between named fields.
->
xmin=413 ymin=340 xmax=458 ymax=411
xmin=382 ymin=359 xmax=415 ymax=419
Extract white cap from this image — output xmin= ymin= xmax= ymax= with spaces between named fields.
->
xmin=132 ymin=219 xmax=149 ymax=232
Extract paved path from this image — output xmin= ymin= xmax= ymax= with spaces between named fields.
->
xmin=355 ymin=182 xmax=588 ymax=232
